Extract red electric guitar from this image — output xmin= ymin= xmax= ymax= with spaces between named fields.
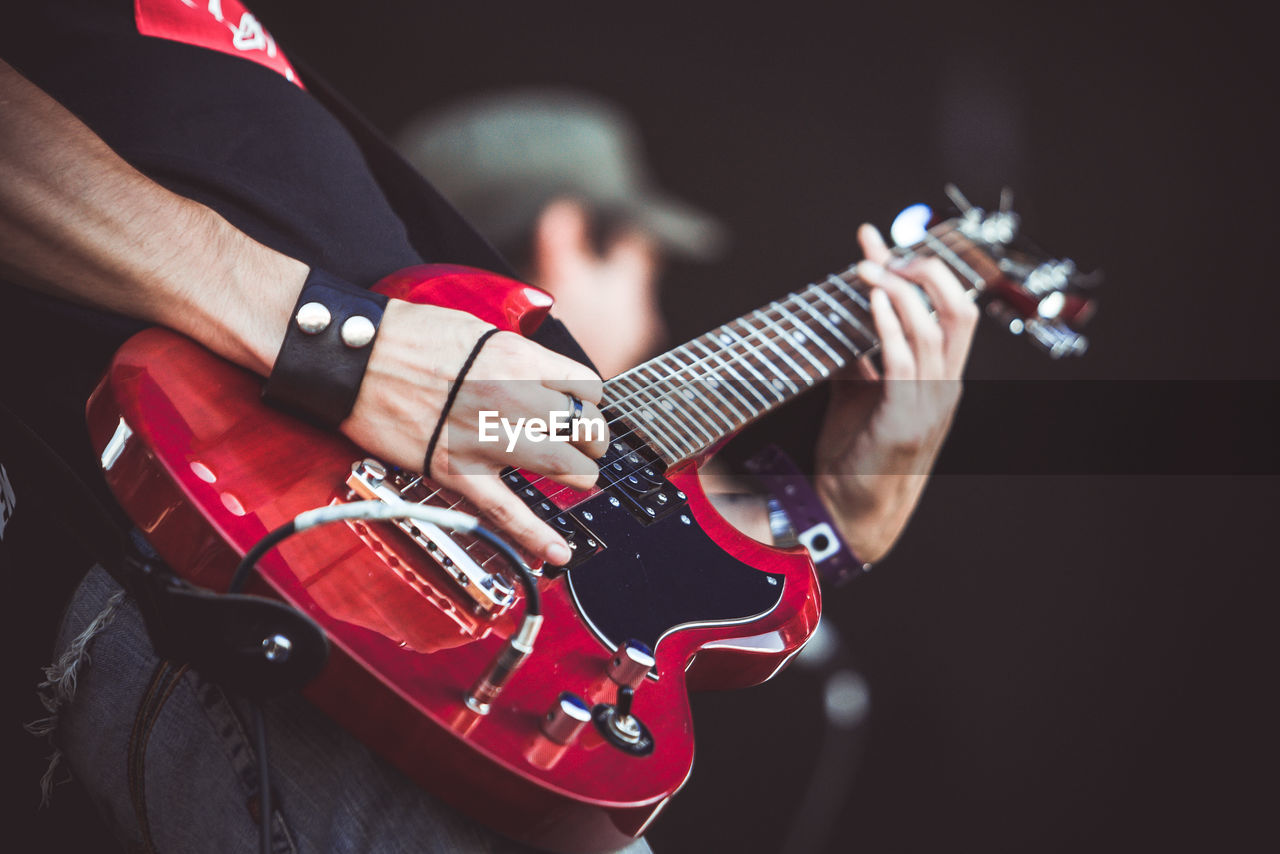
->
xmin=86 ymin=191 xmax=1095 ymax=852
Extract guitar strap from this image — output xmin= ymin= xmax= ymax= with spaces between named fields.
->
xmin=289 ymin=59 xmax=598 ymax=372
xmin=293 ymin=60 xmax=518 ymax=279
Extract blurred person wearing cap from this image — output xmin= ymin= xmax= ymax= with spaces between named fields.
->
xmin=396 ymin=90 xmax=980 ymax=567
xmin=396 ymin=90 xmax=726 ymax=380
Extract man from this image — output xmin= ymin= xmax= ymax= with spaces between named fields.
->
xmin=396 ymin=91 xmax=980 ymax=561
xmin=395 ymin=90 xmax=727 ymax=380
xmin=1 ymin=4 xmax=975 ymax=852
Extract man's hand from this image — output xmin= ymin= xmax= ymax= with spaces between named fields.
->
xmin=813 ymin=224 xmax=979 ymax=563
xmin=346 ymin=302 xmax=607 ymax=566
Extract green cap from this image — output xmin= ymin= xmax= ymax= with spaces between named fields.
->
xmin=394 ymin=89 xmax=727 ymax=260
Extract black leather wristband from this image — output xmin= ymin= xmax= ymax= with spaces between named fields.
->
xmin=262 ymin=269 xmax=389 ymax=427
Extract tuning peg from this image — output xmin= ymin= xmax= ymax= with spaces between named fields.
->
xmin=999 ymin=186 xmax=1015 ymax=213
xmin=1026 ymin=321 xmax=1089 ymax=358
xmin=944 ymin=183 xmax=974 ymax=214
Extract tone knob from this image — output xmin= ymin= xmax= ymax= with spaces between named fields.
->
xmin=606 ymin=639 xmax=655 ymax=688
xmin=540 ymin=692 xmax=592 ymax=745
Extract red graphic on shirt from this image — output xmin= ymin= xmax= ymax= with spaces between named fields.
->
xmin=135 ymin=0 xmax=304 ymax=89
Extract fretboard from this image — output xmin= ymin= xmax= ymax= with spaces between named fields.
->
xmin=601 ymin=220 xmax=999 ymax=465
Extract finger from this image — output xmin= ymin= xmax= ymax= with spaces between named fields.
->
xmin=442 ymin=466 xmax=573 ymax=566
xmin=868 ymin=287 xmax=916 ymax=380
xmin=471 ymin=332 xmax=603 ymax=404
xmin=538 ymin=391 xmax=609 ymax=460
xmin=536 ymin=348 xmax=605 ymax=405
xmin=891 ymin=255 xmax=980 ymax=372
xmin=857 ymin=223 xmax=892 ymax=266
xmin=466 ymin=382 xmax=609 ymax=462
xmin=855 ymin=355 xmax=881 ymax=382
xmin=568 ymin=398 xmax=610 ymax=460
xmin=860 ymin=261 xmax=945 ymax=379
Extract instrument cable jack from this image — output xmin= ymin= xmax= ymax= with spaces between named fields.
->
xmin=231 ymin=498 xmax=542 ymax=854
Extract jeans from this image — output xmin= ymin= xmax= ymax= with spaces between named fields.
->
xmin=43 ymin=566 xmax=652 ymax=854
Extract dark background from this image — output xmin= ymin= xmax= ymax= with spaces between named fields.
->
xmin=22 ymin=1 xmax=1276 ymax=851
xmin=244 ymin=1 xmax=1278 ymax=852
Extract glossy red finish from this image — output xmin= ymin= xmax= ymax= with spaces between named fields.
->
xmin=373 ymin=263 xmax=554 ymax=336
xmin=85 ymin=265 xmax=821 ymax=853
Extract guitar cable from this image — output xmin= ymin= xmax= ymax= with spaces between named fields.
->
xmin=228 ymin=499 xmax=540 ymax=854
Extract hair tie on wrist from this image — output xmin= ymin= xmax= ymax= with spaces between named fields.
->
xmin=262 ymin=269 xmax=388 ymax=427
xmin=424 ymin=327 xmax=501 ymax=478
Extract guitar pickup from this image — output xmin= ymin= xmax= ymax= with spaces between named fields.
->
xmin=595 ymin=439 xmax=687 ymax=526
xmin=502 ymin=468 xmax=605 ymax=570
xmin=346 ymin=459 xmax=516 ymax=613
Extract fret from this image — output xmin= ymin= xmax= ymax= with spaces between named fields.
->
xmin=712 ymin=327 xmax=790 ymax=402
xmin=811 ymin=283 xmax=876 ymax=347
xmin=938 ymin=228 xmax=1004 ymax=291
xmin=673 ymin=344 xmax=758 ymax=419
xmin=731 ymin=318 xmax=804 ymax=393
xmin=605 ymin=375 xmax=688 ymax=460
xmin=658 ymin=352 xmax=743 ymax=430
xmin=764 ymin=302 xmax=833 ymax=376
xmin=687 ymin=338 xmax=772 ymax=412
xmin=781 ymin=293 xmax=850 ymax=366
xmin=634 ymin=363 xmax=718 ymax=446
xmin=750 ymin=308 xmax=824 ymax=380
xmin=826 ymin=273 xmax=872 ymax=313
xmin=923 ymin=231 xmax=984 ymax=289
xmin=793 ymin=287 xmax=861 ymax=355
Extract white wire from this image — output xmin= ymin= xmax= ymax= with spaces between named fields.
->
xmin=293 ymin=499 xmax=480 ymax=534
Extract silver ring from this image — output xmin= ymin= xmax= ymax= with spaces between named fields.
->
xmin=566 ymin=393 xmax=584 ymax=426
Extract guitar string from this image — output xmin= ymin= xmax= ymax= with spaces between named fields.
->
xmin=403 ymin=243 xmax=978 ymax=566
xmin=405 ymin=224 xmax=984 ymax=549
xmin=559 ymin=219 xmax=973 ymax=449
xmin=506 ymin=232 xmax=984 ymax=514
xmin=394 ymin=282 xmax=877 ymax=554
xmin=517 ymin=228 xmax=984 ymax=505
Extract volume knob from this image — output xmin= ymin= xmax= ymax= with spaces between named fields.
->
xmin=606 ymin=639 xmax=655 ymax=688
xmin=540 ymin=692 xmax=592 ymax=745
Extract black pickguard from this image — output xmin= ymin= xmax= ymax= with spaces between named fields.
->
xmin=564 ymin=492 xmax=785 ymax=664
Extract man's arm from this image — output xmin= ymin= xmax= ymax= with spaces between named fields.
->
xmin=702 ymin=225 xmax=977 ymax=565
xmin=0 ymin=60 xmax=605 ymax=565
xmin=0 ymin=60 xmax=300 ymax=375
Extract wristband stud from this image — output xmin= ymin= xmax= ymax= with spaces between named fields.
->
xmin=341 ymin=315 xmax=377 ymax=348
xmin=296 ymin=302 xmax=332 ymax=334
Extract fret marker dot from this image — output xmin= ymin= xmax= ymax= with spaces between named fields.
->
xmin=792 ymin=330 xmax=807 ymax=343
xmin=720 ymin=333 xmax=735 ymax=345
xmin=829 ymin=313 xmax=841 ymax=325
xmin=773 ymin=379 xmax=786 ymax=390
xmin=683 ymin=390 xmax=696 ymax=401
xmin=660 ymin=399 xmax=674 ymax=411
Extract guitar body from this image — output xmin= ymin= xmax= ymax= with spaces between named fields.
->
xmin=86 ymin=264 xmax=822 ymax=853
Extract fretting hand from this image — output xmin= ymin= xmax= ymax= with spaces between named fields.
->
xmin=813 ymin=224 xmax=979 ymax=563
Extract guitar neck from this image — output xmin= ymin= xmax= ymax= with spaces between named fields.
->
xmin=601 ymin=219 xmax=999 ymax=465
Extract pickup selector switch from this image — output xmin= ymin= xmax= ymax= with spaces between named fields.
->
xmin=592 ymin=685 xmax=654 ymax=756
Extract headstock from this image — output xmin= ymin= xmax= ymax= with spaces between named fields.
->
xmin=892 ymin=185 xmax=1100 ymax=358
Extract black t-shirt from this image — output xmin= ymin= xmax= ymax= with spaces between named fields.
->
xmin=0 ymin=0 xmax=590 ymax=486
